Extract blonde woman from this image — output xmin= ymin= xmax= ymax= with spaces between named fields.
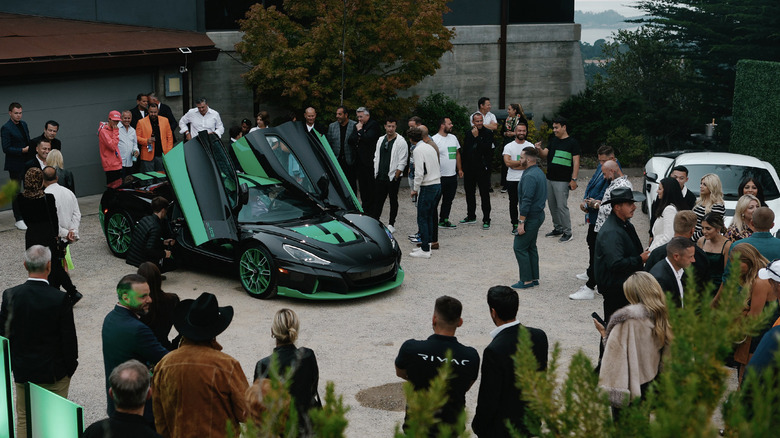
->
xmin=731 ymin=244 xmax=780 ymax=382
xmin=45 ymin=149 xmax=75 ymax=193
xmin=725 ymin=194 xmax=760 ymax=241
xmin=595 ymin=271 xmax=672 ymax=410
xmin=692 ymin=173 xmax=725 ymax=241
xmin=252 ymin=308 xmax=320 ymax=435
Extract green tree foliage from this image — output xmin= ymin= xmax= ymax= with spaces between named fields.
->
xmin=413 ymin=92 xmax=471 ymax=141
xmin=512 ymin=258 xmax=780 ymax=437
xmin=558 ymin=26 xmax=701 ymax=158
xmin=636 ymin=0 xmax=780 ymax=118
xmin=730 ymin=60 xmax=780 ymax=170
xmin=236 ymin=0 xmax=455 ymax=118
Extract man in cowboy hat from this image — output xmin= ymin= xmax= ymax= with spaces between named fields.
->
xmin=593 ymin=186 xmax=649 ymax=324
xmin=152 ymin=292 xmax=248 ymax=438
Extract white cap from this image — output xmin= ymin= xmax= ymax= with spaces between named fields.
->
xmin=757 ymin=260 xmax=780 ymax=281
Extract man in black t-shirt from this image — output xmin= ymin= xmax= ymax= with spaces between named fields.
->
xmin=534 ymin=116 xmax=580 ymax=242
xmin=395 ymin=296 xmax=480 ymax=433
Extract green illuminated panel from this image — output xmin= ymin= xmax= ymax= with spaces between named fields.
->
xmin=232 ymin=137 xmax=268 ymax=178
xmin=1 ymin=337 xmax=13 ymax=438
xmin=290 ymin=220 xmax=358 ymax=244
xmin=163 ymin=144 xmax=208 ymax=245
xmin=27 ymin=382 xmax=83 ymax=438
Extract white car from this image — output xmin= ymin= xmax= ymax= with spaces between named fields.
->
xmin=643 ymin=151 xmax=780 ymax=234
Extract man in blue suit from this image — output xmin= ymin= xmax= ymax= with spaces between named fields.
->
xmin=1 ymin=102 xmax=32 ymax=229
xmin=102 ymin=273 xmax=169 ymax=428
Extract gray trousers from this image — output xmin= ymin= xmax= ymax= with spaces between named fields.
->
xmin=547 ymin=180 xmax=572 ymax=234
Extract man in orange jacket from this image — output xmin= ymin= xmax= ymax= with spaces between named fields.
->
xmin=136 ymin=103 xmax=173 ymax=172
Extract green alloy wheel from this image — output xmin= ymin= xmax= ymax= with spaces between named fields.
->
xmin=239 ymin=245 xmax=277 ymax=299
xmin=106 ymin=211 xmax=133 ymax=258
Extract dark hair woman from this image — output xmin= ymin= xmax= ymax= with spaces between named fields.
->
xmin=696 ymin=212 xmax=730 ymax=289
xmin=649 ymin=177 xmax=689 ymax=251
xmin=738 ymin=177 xmax=766 ymax=206
xmin=138 ymin=262 xmax=180 ymax=350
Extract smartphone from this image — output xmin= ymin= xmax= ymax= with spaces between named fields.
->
xmin=591 ymin=312 xmax=606 ymax=327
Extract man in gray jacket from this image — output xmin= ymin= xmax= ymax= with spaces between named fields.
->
xmin=326 ymin=106 xmax=357 ymax=192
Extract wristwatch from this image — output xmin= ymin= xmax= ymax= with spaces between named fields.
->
xmin=518 ymin=219 xmax=525 ymax=224
xmin=571 ymin=178 xmax=577 ymax=181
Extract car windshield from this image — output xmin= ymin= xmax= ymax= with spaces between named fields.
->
xmin=681 ymin=164 xmax=780 ymax=200
xmin=237 ymin=184 xmax=322 ymax=223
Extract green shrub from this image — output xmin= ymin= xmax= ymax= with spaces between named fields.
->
xmin=606 ymin=126 xmax=648 ymax=167
xmin=413 ymin=92 xmax=471 ymax=141
xmin=512 ymin=258 xmax=779 ymax=437
xmin=730 ymin=59 xmax=780 ymax=170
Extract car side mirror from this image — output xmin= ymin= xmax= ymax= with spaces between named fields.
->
xmin=238 ymin=183 xmax=249 ymax=206
xmin=317 ymin=174 xmax=329 ymax=199
xmin=646 ymin=172 xmax=658 ymax=182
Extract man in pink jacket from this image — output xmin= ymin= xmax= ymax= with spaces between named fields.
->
xmin=99 ymin=110 xmax=123 ymax=186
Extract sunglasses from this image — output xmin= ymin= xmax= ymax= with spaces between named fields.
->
xmin=766 ymin=259 xmax=780 ymax=279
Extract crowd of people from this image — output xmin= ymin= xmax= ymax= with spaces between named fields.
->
xmin=4 ymin=95 xmax=780 ymax=436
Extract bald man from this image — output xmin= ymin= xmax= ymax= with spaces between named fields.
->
xmin=570 ymin=157 xmax=632 ymax=300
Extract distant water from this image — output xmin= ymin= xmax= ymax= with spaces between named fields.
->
xmin=577 ymin=0 xmax=642 ymax=17
xmin=580 ymin=26 xmax=639 ymax=44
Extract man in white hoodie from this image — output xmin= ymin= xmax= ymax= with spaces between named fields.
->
xmin=409 ymin=126 xmax=441 ymax=259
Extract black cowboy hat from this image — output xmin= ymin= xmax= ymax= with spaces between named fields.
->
xmin=173 ymin=292 xmax=234 ymax=342
xmin=602 ymin=187 xmax=646 ymax=205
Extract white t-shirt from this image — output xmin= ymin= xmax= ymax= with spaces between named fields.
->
xmin=470 ymin=111 xmax=497 ymax=129
xmin=503 ymin=140 xmax=532 ymax=181
xmin=432 ymin=133 xmax=460 ymax=177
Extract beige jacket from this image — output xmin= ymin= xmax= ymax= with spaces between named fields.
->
xmin=599 ymin=304 xmax=665 ymax=407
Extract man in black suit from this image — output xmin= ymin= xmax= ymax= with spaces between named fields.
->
xmin=649 ymin=236 xmax=696 ymax=308
xmin=348 ymin=106 xmax=381 ymax=209
xmin=129 ymin=93 xmax=148 ymax=128
xmin=472 ymin=286 xmax=548 ymax=437
xmin=24 ymin=137 xmax=51 ymax=173
xmin=2 ymin=102 xmax=32 ymax=228
xmin=0 ymin=245 xmax=78 ymax=438
xmin=84 ymin=359 xmax=162 ymax=438
xmin=645 ymin=210 xmax=710 ymax=288
xmin=669 ymin=165 xmax=697 ymax=209
xmin=148 ymin=92 xmax=177 ymax=142
xmin=29 ymin=120 xmax=61 ymax=151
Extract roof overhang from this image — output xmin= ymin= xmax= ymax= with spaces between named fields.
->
xmin=0 ymin=13 xmax=219 ymax=78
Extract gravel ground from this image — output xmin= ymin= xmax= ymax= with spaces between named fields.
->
xmin=0 ymin=172 xmax=732 ymax=435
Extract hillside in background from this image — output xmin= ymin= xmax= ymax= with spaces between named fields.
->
xmin=575 ymin=9 xmax=632 ymax=27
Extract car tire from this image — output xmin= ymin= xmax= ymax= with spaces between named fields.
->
xmin=105 ymin=211 xmax=133 ymax=258
xmin=238 ymin=245 xmax=277 ymax=299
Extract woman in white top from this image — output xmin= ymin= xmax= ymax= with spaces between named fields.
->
xmin=692 ymin=173 xmax=725 ymax=241
xmin=649 ymin=177 xmax=689 ymax=251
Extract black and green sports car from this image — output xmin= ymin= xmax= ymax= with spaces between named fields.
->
xmin=99 ymin=122 xmax=404 ymax=299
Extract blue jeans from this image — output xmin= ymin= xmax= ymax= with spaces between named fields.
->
xmin=417 ymin=184 xmax=441 ymax=251
xmin=513 ymin=212 xmax=545 ymax=282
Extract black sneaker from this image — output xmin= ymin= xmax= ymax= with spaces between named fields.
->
xmin=545 ymin=229 xmax=563 ymax=238
xmin=460 ymin=217 xmax=477 ymax=224
xmin=559 ymin=233 xmax=574 ymax=242
xmin=438 ymin=220 xmax=457 ymax=229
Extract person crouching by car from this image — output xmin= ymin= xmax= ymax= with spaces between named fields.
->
xmin=127 ymin=197 xmax=176 ymax=273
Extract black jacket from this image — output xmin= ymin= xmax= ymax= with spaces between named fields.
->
xmin=347 ymin=118 xmax=381 ymax=168
xmin=649 ymin=258 xmax=683 ymax=308
xmin=0 ymin=279 xmax=78 ymax=383
xmin=472 ymin=324 xmax=548 ymax=438
xmin=595 ymin=213 xmax=644 ymax=293
xmin=461 ymin=127 xmax=494 ymax=174
xmin=255 ymin=344 xmax=320 ymax=431
xmin=645 ymin=242 xmax=709 ymax=290
xmin=126 ymin=214 xmax=166 ymax=267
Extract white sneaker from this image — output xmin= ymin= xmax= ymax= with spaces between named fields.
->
xmin=387 ymin=224 xmax=396 ymax=233
xmin=14 ymin=220 xmax=27 ymax=230
xmin=409 ymin=248 xmax=431 ymax=259
xmin=569 ymin=285 xmax=596 ymax=300
xmin=575 ymin=272 xmax=589 ymax=281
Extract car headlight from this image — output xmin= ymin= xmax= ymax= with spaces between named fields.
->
xmin=283 ymin=244 xmax=331 ymax=265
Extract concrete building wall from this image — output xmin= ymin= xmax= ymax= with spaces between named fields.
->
xmin=404 ymin=24 xmax=586 ymax=120
xmin=192 ymin=31 xmax=255 ymax=137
